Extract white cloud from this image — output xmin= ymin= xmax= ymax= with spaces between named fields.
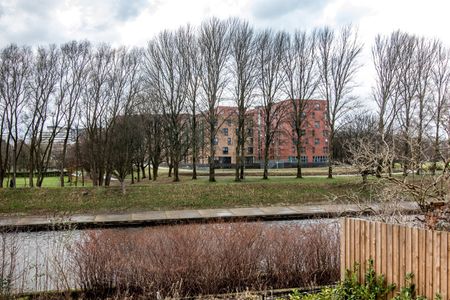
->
xmin=0 ymin=0 xmax=449 ymax=102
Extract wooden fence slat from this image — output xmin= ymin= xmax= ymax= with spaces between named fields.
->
xmin=387 ymin=221 xmax=393 ymax=291
xmin=361 ymin=219 xmax=366 ymax=278
xmin=381 ymin=222 xmax=387 ymax=282
xmin=405 ymin=226 xmax=412 ymax=282
xmin=340 ymin=218 xmax=346 ymax=280
xmin=340 ymin=218 xmax=450 ymax=300
xmin=434 ymin=231 xmax=441 ymax=297
xmin=418 ymin=230 xmax=427 ymax=295
xmin=346 ymin=218 xmax=351 ymax=272
xmin=392 ymin=224 xmax=399 ymax=297
xmin=376 ymin=221 xmax=382 ymax=274
xmin=426 ymin=229 xmax=433 ymax=299
xmin=442 ymin=232 xmax=449 ymax=299
xmin=371 ymin=221 xmax=376 ymax=263
xmin=399 ymin=226 xmax=405 ymax=288
xmin=412 ymin=227 xmax=420 ymax=296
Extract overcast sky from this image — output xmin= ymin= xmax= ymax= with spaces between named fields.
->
xmin=0 ymin=0 xmax=449 ymax=103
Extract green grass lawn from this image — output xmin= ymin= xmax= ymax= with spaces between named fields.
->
xmin=0 ymin=174 xmax=364 ymax=216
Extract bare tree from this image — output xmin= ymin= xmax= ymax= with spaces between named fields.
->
xmin=395 ymin=33 xmax=419 ymax=177
xmin=58 ymin=41 xmax=91 ymax=187
xmin=179 ymin=25 xmax=202 ymax=180
xmin=139 ymin=90 xmax=165 ymax=181
xmin=414 ymin=37 xmax=437 ymax=173
xmin=110 ymin=115 xmax=138 ymax=194
xmin=81 ymin=44 xmax=114 ymax=186
xmin=0 ymin=94 xmax=8 ymax=187
xmin=0 ymin=45 xmax=32 ymax=188
xmin=283 ymin=29 xmax=318 ymax=179
xmin=198 ymin=18 xmax=231 ymax=182
xmin=229 ymin=18 xmax=258 ymax=181
xmin=430 ymin=42 xmax=450 ymax=174
xmin=27 ymin=45 xmax=62 ymax=187
xmin=143 ymin=30 xmax=189 ymax=182
xmin=105 ymin=47 xmax=142 ymax=187
xmin=317 ymin=26 xmax=362 ymax=179
xmin=372 ymin=32 xmax=403 ymax=176
xmin=256 ymin=30 xmax=288 ymax=180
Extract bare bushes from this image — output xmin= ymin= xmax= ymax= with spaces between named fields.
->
xmin=71 ymin=222 xmax=340 ymax=298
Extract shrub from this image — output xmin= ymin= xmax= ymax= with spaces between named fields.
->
xmin=289 ymin=261 xmax=441 ymax=300
xmin=71 ymin=221 xmax=340 ymax=298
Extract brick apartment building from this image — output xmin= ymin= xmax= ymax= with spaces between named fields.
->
xmin=195 ymin=99 xmax=329 ymax=168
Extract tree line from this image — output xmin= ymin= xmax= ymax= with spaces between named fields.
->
xmin=0 ymin=18 xmax=448 ymax=192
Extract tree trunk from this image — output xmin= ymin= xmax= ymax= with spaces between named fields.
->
xmin=239 ymin=142 xmax=245 ymax=180
xmin=192 ymin=114 xmax=198 ymax=180
xmin=235 ymin=143 xmax=241 ymax=182
xmin=327 ymin=133 xmax=333 ymax=179
xmin=120 ymin=180 xmax=126 ymax=195
xmin=173 ymin=160 xmax=180 ymax=182
xmin=209 ymin=156 xmax=215 ymax=182
xmin=60 ymin=130 xmax=71 ymax=187
xmin=12 ymin=144 xmax=17 ymax=188
xmin=168 ymin=164 xmax=173 ymax=178
xmin=263 ymin=146 xmax=269 ymax=180
xmin=131 ymin=166 xmax=135 ymax=184
xmin=137 ymin=164 xmax=141 ymax=182
xmin=192 ymin=156 xmax=197 ymax=180
xmin=152 ymin=164 xmax=158 ymax=181
xmin=141 ymin=164 xmax=146 ymax=179
xmin=296 ymin=135 xmax=303 ymax=179
xmin=148 ymin=158 xmax=152 ymax=180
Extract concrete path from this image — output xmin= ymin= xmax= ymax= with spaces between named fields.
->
xmin=0 ymin=202 xmax=420 ymax=232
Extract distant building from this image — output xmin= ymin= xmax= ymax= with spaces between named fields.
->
xmin=193 ymin=99 xmax=329 ymax=167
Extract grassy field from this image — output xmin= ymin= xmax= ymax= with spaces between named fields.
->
xmin=0 ymin=174 xmax=363 ymax=216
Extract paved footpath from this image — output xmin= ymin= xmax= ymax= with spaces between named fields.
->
xmin=0 ymin=202 xmax=420 ymax=232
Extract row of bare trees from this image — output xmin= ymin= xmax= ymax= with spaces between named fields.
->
xmin=0 ymin=18 xmax=364 ymax=190
xmin=8 ymin=18 xmax=450 ymax=192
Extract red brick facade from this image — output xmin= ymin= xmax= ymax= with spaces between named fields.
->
xmin=196 ymin=99 xmax=329 ymax=167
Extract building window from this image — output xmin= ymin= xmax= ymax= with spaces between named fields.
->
xmin=311 ymin=130 xmax=315 ymax=136
xmin=300 ymin=147 xmax=306 ymax=153
xmin=227 ymin=119 xmax=232 ymax=126
xmin=247 ymin=128 xmax=253 ymax=135
xmin=313 ymin=156 xmax=328 ymax=163
xmin=223 ymin=147 xmax=229 ymax=154
xmin=323 ymin=130 xmax=329 ymax=137
xmin=323 ymin=147 xmax=329 ymax=154
xmin=213 ymin=137 xmax=218 ymax=145
xmin=314 ymin=103 xmax=320 ymax=110
xmin=300 ymin=129 xmax=306 ymax=136
xmin=247 ymin=147 xmax=253 ymax=154
xmin=301 ymin=156 xmax=308 ymax=163
xmin=300 ymin=112 xmax=307 ymax=118
xmin=315 ymin=121 xmax=320 ymax=128
xmin=312 ymin=112 xmax=315 ymax=119
xmin=223 ymin=128 xmax=228 ymax=136
xmin=315 ymin=138 xmax=320 ymax=145
xmin=227 ymin=137 xmax=232 ymax=145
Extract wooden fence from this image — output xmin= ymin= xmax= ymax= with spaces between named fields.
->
xmin=340 ymin=218 xmax=449 ymax=299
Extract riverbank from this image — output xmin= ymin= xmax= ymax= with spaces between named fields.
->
xmin=0 ymin=176 xmax=363 ymax=216
xmin=0 ymin=202 xmax=420 ymax=232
